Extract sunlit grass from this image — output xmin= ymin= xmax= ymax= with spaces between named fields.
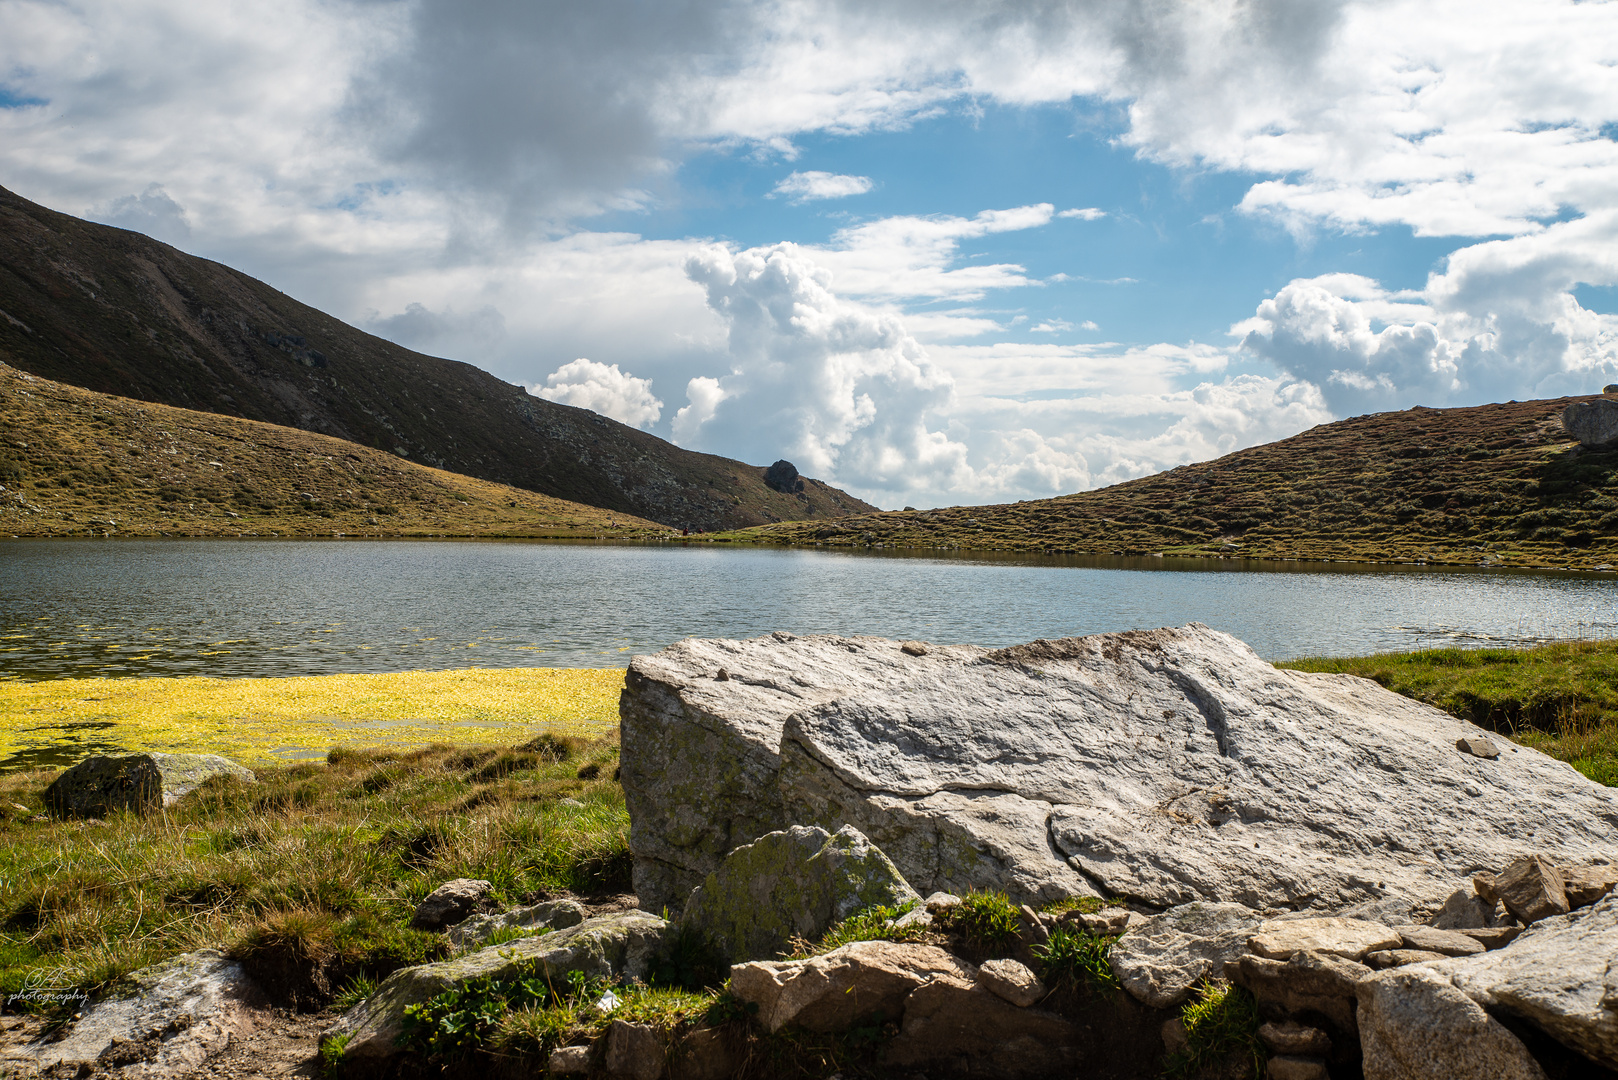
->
xmin=0 ymin=667 xmax=622 ymax=767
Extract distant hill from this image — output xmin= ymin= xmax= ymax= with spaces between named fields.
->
xmin=739 ymin=397 xmax=1618 ymax=570
xmin=0 ymin=185 xmax=876 ymax=530
xmin=0 ymin=362 xmax=670 ymax=539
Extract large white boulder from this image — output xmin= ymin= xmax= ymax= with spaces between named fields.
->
xmin=621 ymin=626 xmax=1618 ymax=913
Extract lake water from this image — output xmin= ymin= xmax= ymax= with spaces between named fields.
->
xmin=2 ymin=538 xmax=1616 ymax=680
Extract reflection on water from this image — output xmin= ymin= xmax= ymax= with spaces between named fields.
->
xmin=2 ymin=538 xmax=1616 ymax=681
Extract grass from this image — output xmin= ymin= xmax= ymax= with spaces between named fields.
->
xmin=1280 ymin=638 xmax=1618 ymax=785
xmin=0 ymin=667 xmax=623 ymax=770
xmin=0 ymin=737 xmax=627 ymax=1004
xmin=937 ymin=890 xmax=1023 ymax=951
xmin=1034 ymin=925 xmax=1119 ymax=992
xmin=1165 ymin=982 xmax=1265 ymax=1078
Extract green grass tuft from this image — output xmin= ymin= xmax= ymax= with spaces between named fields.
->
xmin=1033 ymin=925 xmax=1118 ymax=992
xmin=1165 ymin=981 xmax=1265 ymax=1079
xmin=940 ymin=891 xmax=1022 ymax=951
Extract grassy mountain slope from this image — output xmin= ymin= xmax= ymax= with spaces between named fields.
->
xmin=736 ymin=397 xmax=1618 ymax=570
xmin=0 ymin=185 xmax=875 ymax=530
xmin=0 ymin=362 xmax=670 ymax=539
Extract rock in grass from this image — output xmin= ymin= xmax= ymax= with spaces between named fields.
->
xmin=4 ymin=950 xmax=262 ymax=1077
xmin=1357 ymin=966 xmax=1549 ymax=1080
xmin=680 ymin=824 xmax=918 ymax=965
xmin=1563 ymin=396 xmax=1618 ymax=448
xmin=325 ymin=911 xmax=672 ymax=1060
xmin=623 ymin=626 xmax=1618 ymax=914
xmin=446 ymin=897 xmax=586 ymax=949
xmin=44 ymin=752 xmax=254 ymax=817
xmin=411 ymin=878 xmax=492 ymax=930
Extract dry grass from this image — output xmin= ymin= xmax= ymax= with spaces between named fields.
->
xmin=0 ymin=739 xmax=628 ymax=1003
xmin=0 ymin=667 xmax=624 ymax=769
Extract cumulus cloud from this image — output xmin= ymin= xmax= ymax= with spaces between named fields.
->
xmin=677 ymin=242 xmax=971 ymax=496
xmin=770 ymin=171 xmax=874 ymax=201
xmin=531 ymin=358 xmax=664 ymax=429
xmin=1057 ymin=207 xmax=1105 ymax=220
xmin=1238 ymin=212 xmax=1618 ymax=414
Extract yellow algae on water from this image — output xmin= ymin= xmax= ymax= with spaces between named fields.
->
xmin=0 ymin=667 xmax=623 ymax=768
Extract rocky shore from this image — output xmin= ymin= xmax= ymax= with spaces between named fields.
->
xmin=8 ymin=626 xmax=1617 ymax=1079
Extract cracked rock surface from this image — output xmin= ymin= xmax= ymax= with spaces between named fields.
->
xmin=623 ymin=625 xmax=1618 ymax=913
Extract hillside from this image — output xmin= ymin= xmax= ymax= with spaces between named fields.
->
xmin=0 ymin=185 xmax=875 ymax=531
xmin=736 ymin=396 xmax=1618 ymax=570
xmin=0 ymin=362 xmax=670 ymax=539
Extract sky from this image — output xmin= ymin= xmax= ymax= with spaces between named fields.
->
xmin=3 ymin=1 xmax=1618 ymax=510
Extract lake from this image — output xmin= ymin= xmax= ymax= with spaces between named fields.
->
xmin=2 ymin=538 xmax=1616 ymax=680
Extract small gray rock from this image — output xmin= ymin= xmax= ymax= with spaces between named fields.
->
xmin=977 ymin=958 xmax=1046 ymax=1007
xmin=1394 ymin=925 xmax=1485 ymax=956
xmin=446 ymin=898 xmax=587 ymax=949
xmin=1247 ymin=917 xmax=1402 ymax=962
xmin=924 ymin=891 xmax=963 ymax=914
xmin=1455 ymin=925 xmax=1522 ymax=949
xmin=1455 ymin=735 xmax=1499 ymax=759
xmin=412 ymin=878 xmax=492 ymax=930
xmin=548 ymin=1044 xmax=593 ymax=1074
xmin=900 ymin=641 xmax=930 ymax=657
xmin=1564 ymin=864 xmax=1618 ymax=909
xmin=1267 ymin=1056 xmax=1329 ymax=1080
xmin=1109 ymin=901 xmax=1262 ymax=1008
xmin=45 ymin=753 xmax=254 ymax=817
xmin=1365 ymin=948 xmax=1449 ymax=970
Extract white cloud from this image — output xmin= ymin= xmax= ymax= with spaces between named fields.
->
xmin=770 ymin=170 xmax=874 ymax=201
xmin=531 ymin=358 xmax=664 ymax=429
xmin=1057 ymin=207 xmax=1105 ymax=220
xmin=90 ymin=183 xmax=191 ymax=245
xmin=1031 ymin=319 xmax=1073 ymax=333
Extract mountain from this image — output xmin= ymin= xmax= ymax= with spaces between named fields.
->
xmin=738 ymin=396 xmax=1618 ymax=571
xmin=0 ymin=362 xmax=672 ymax=539
xmin=0 ymin=185 xmax=876 ymax=530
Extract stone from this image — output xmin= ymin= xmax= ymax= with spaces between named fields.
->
xmin=1473 ymin=871 xmax=1499 ymax=903
xmin=445 ymin=898 xmax=587 ymax=948
xmin=728 ymin=940 xmax=974 ymax=1034
xmin=924 ymin=891 xmax=963 ymax=914
xmin=1422 ymin=893 xmax=1618 ymax=1070
xmin=620 ymin=632 xmax=984 ymax=911
xmin=1267 ymin=1057 xmax=1328 ymax=1080
xmin=1072 ymin=908 xmax=1136 ymax=935
xmin=1492 ymin=855 xmax=1570 ymax=924
xmin=326 ymin=911 xmax=672 ymax=1059
xmin=1109 ymin=901 xmax=1262 ymax=1008
xmin=680 ymin=824 xmax=919 ymax=964
xmin=883 ymin=973 xmax=1083 ymax=1078
xmin=977 ymin=958 xmax=1046 ymax=1007
xmin=1365 ymin=949 xmax=1448 ymax=970
xmin=1430 ymin=886 xmax=1511 ymax=930
xmin=1162 ymin=1017 xmax=1191 ymax=1057
xmin=1248 ymin=917 xmax=1402 ymax=962
xmin=1258 ymin=1021 xmax=1331 ymax=1056
xmin=1456 ymin=734 xmax=1500 ymax=759
xmin=890 ymin=906 xmax=932 ymax=931
xmin=1392 ymin=925 xmax=1484 ymax=956
xmin=3 ymin=950 xmax=262 ymax=1077
xmin=1227 ymin=951 xmax=1372 ymax=1046
xmin=1017 ymin=903 xmax=1050 ymax=946
xmin=1564 ymin=863 xmax=1618 ymax=908
xmin=411 ymin=878 xmax=492 ymax=930
xmin=900 ymin=641 xmax=929 ymax=656
xmin=44 ymin=753 xmax=254 ymax=817
xmin=763 ymin=459 xmax=803 ymax=494
xmin=606 ymin=1019 xmax=666 ymax=1080
xmin=672 ymin=1027 xmax=742 ymax=1080
xmin=1357 ymin=966 xmax=1548 ymax=1080
xmin=623 ymin=626 xmax=1618 ymax=914
xmin=1563 ymin=397 xmax=1618 ymax=447
xmin=549 ymin=1044 xmax=595 ymax=1074
xmin=1455 ymin=925 xmax=1521 ymax=949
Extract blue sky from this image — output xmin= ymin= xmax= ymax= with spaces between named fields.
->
xmin=3 ymin=0 xmax=1618 ymax=508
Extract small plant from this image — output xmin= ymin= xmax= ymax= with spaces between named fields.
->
xmin=1165 ymin=981 xmax=1265 ymax=1078
xmin=1034 ymin=925 xmax=1118 ymax=991
xmin=519 ymin=733 xmax=585 ymax=762
xmin=792 ymin=901 xmax=926 ymax=958
xmin=318 ymin=1032 xmax=350 ymax=1077
xmin=942 ymin=891 xmax=1022 ymax=951
xmin=331 ymin=974 xmax=378 ymax=1014
xmin=399 ymin=964 xmax=608 ymax=1061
